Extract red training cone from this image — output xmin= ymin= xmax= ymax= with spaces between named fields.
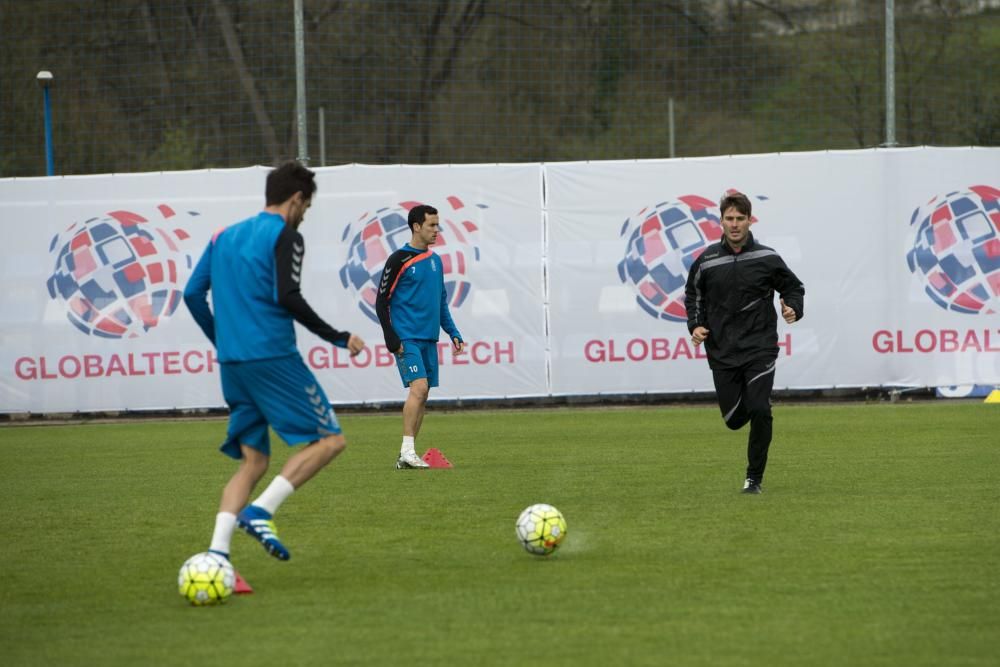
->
xmin=422 ymin=448 xmax=453 ymax=468
xmin=234 ymin=570 xmax=254 ymax=594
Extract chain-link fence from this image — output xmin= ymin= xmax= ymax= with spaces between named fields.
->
xmin=2 ymin=0 xmax=997 ymax=176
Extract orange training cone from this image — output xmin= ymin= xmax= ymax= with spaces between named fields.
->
xmin=234 ymin=570 xmax=254 ymax=594
xmin=422 ymin=448 xmax=453 ymax=468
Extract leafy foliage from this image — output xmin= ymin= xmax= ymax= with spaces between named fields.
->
xmin=0 ymin=1 xmax=996 ymax=175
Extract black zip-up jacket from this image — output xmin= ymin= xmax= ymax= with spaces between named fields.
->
xmin=684 ymin=232 xmax=804 ymax=370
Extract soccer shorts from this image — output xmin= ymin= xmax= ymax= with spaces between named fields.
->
xmin=219 ymin=354 xmax=341 ymax=460
xmin=395 ymin=339 xmax=439 ymax=389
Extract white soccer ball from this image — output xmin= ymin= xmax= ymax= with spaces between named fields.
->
xmin=515 ymin=504 xmax=568 ymax=556
xmin=178 ymin=552 xmax=235 ymax=606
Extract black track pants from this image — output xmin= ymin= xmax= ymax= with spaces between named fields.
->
xmin=711 ymin=358 xmax=776 ymax=483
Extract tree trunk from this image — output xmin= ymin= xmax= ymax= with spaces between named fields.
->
xmin=211 ymin=0 xmax=282 ymax=164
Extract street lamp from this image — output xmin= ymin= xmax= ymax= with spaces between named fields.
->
xmin=36 ymin=70 xmax=54 ymax=176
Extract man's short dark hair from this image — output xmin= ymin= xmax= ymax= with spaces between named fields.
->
xmin=266 ymin=161 xmax=317 ymax=206
xmin=719 ymin=191 xmax=752 ymax=217
xmin=407 ymin=204 xmax=438 ymax=231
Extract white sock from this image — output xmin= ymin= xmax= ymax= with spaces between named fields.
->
xmin=401 ymin=435 xmax=415 ymax=456
xmin=251 ymin=475 xmax=295 ymax=516
xmin=209 ymin=512 xmax=237 ymax=556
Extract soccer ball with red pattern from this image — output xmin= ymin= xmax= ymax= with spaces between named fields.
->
xmin=516 ymin=504 xmax=568 ymax=556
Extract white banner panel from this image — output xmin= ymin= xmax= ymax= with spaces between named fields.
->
xmin=2 ymin=149 xmax=997 ymax=413
xmin=312 ymin=164 xmax=547 ymax=402
xmin=545 ymin=148 xmax=1000 ymax=395
xmin=0 ymin=164 xmax=545 ymax=412
xmin=881 ymin=149 xmax=1000 ymax=386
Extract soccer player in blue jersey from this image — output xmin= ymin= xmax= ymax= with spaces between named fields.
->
xmin=375 ymin=204 xmax=464 ymax=469
xmin=184 ymin=161 xmax=364 ymax=562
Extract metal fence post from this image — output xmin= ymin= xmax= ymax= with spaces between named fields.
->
xmin=668 ymin=97 xmax=676 ymax=158
xmin=318 ymin=107 xmax=326 ymax=167
xmin=885 ymin=0 xmax=897 ymax=147
xmin=294 ymin=0 xmax=308 ymax=164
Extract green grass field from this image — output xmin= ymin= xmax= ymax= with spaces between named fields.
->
xmin=1 ymin=403 xmax=997 ymax=666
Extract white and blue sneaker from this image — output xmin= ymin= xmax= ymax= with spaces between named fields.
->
xmin=237 ymin=505 xmax=290 ymax=560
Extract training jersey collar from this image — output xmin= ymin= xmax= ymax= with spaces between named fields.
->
xmin=259 ymin=210 xmax=286 ymax=224
xmin=722 ymin=230 xmax=756 ymax=255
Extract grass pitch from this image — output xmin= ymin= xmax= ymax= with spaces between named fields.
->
xmin=1 ymin=402 xmax=997 ymax=666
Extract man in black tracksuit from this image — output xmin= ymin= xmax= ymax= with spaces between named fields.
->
xmin=684 ymin=192 xmax=804 ymax=494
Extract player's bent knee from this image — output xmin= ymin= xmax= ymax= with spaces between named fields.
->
xmin=408 ymin=381 xmax=430 ymax=403
xmin=239 ymin=447 xmax=270 ymax=476
xmin=244 ymin=457 xmax=269 ymax=475
xmin=723 ymin=412 xmax=750 ymax=430
xmin=316 ymin=433 xmax=347 ymax=458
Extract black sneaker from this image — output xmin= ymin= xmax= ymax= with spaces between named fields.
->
xmin=741 ymin=478 xmax=762 ymax=494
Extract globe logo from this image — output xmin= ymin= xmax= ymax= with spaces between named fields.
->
xmin=339 ymin=196 xmax=483 ymax=322
xmin=617 ymin=195 xmax=725 ymax=322
xmin=906 ymin=185 xmax=1000 ymax=315
xmin=46 ymin=205 xmax=196 ymax=338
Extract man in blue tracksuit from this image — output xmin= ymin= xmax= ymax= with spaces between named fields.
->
xmin=184 ymin=161 xmax=364 ymax=562
xmin=375 ymin=204 xmax=464 ymax=469
xmin=684 ymin=191 xmax=804 ymax=494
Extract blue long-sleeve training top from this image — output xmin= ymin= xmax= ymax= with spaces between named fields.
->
xmin=374 ymin=243 xmax=462 ymax=353
xmin=184 ymin=211 xmax=350 ymax=362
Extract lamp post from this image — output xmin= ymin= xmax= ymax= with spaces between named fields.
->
xmin=36 ymin=70 xmax=54 ymax=176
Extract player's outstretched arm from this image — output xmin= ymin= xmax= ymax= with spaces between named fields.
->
xmin=274 ymin=226 xmax=358 ymax=352
xmin=342 ymin=333 xmax=364 ymax=356
xmin=183 ymin=242 xmax=216 ymax=344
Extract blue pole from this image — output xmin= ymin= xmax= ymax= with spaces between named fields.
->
xmin=42 ymin=85 xmax=54 ymax=176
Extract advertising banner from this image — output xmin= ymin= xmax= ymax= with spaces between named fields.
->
xmin=545 ymin=148 xmax=1000 ymax=395
xmin=0 ymin=164 xmax=546 ymax=412
xmin=1 ymin=148 xmax=997 ymax=413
